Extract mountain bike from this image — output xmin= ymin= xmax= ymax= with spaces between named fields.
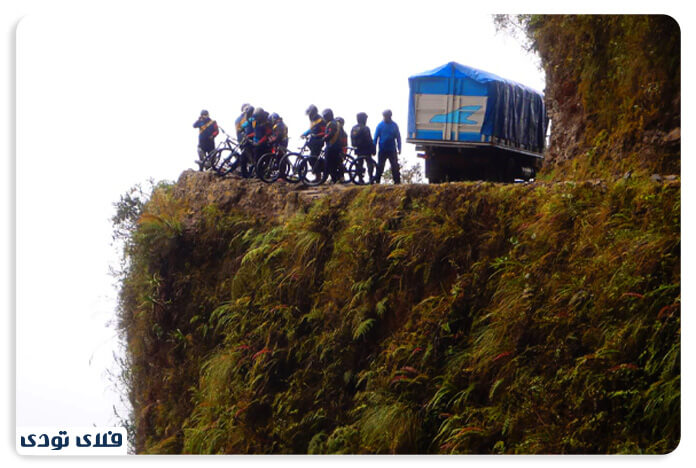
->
xmin=305 ymin=148 xmax=356 ymax=185
xmin=276 ymin=139 xmax=315 ymax=184
xmin=297 ymin=144 xmax=365 ymax=186
xmin=255 ymin=145 xmax=288 ymax=184
xmin=238 ymin=139 xmax=259 ymax=179
xmin=296 ymin=146 xmax=328 ymax=186
xmin=344 ymin=148 xmax=377 ymax=185
xmin=338 ymin=150 xmax=356 ymax=184
xmin=210 ymin=128 xmax=242 ymax=176
xmin=196 ymin=138 xmax=224 ymax=171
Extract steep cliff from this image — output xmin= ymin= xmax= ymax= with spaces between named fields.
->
xmin=525 ymin=15 xmax=680 ymax=178
xmin=115 ymin=15 xmax=680 ymax=454
xmin=116 ymin=172 xmax=679 ymax=454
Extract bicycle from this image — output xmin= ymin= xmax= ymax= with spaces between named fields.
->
xmin=238 ymin=137 xmax=259 ymax=179
xmin=344 ymin=148 xmax=377 ymax=185
xmin=255 ymin=145 xmax=288 ymax=184
xmin=195 ymin=144 xmax=221 ymax=172
xmin=276 ymin=139 xmax=316 ymax=184
xmin=210 ymin=128 xmax=243 ymax=176
xmin=296 ymin=143 xmax=364 ymax=186
xmin=303 ymin=147 xmax=357 ymax=185
xmin=296 ymin=145 xmax=328 ymax=186
xmin=337 ymin=149 xmax=356 ymax=184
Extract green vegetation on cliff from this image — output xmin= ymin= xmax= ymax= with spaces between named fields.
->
xmin=116 ymin=173 xmax=679 ymax=454
xmin=115 ymin=14 xmax=680 ymax=454
xmin=528 ymin=15 xmax=679 ymax=178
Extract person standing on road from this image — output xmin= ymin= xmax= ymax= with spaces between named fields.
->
xmin=335 ymin=117 xmax=348 ymax=155
xmin=322 ymin=108 xmax=343 ymax=183
xmin=250 ymin=107 xmax=272 ymax=161
xmin=351 ymin=112 xmax=375 ymax=157
xmin=193 ymin=109 xmax=219 ymax=168
xmin=373 ymin=109 xmax=401 ymax=184
xmin=236 ymin=103 xmax=254 ymax=141
xmin=301 ymin=104 xmax=326 ymax=157
xmin=268 ymin=113 xmax=289 ymax=153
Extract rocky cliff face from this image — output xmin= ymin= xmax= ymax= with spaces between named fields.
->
xmin=117 ymin=173 xmax=679 ymax=454
xmin=116 ymin=15 xmax=680 ymax=454
xmin=528 ymin=15 xmax=680 ymax=178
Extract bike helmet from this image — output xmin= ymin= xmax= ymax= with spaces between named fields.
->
xmin=200 ymin=109 xmax=209 ymax=116
xmin=253 ymin=107 xmax=268 ymax=122
xmin=270 ymin=112 xmax=280 ymax=122
xmin=306 ymin=104 xmax=318 ymax=116
xmin=356 ymin=112 xmax=368 ymax=125
xmin=322 ymin=108 xmax=334 ymax=122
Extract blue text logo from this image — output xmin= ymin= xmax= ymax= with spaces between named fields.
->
xmin=430 ymin=105 xmax=482 ymax=125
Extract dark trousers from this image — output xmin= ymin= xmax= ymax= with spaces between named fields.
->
xmin=254 ymin=143 xmax=270 ymax=160
xmin=376 ymin=150 xmax=400 ymax=184
xmin=238 ymin=141 xmax=257 ymax=176
xmin=308 ymin=137 xmax=323 ymax=156
xmin=198 ymin=137 xmax=215 ymax=155
xmin=325 ymin=144 xmax=342 ymax=183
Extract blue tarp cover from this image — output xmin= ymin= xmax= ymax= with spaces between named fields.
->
xmin=408 ymin=62 xmax=548 ymax=152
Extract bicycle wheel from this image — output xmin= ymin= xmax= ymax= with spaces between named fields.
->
xmin=214 ymin=148 xmax=241 ymax=176
xmin=298 ymin=155 xmax=327 ymax=186
xmin=279 ymin=153 xmax=302 ymax=183
xmin=210 ymin=151 xmax=221 ymax=170
xmin=256 ymin=152 xmax=281 ymax=183
xmin=340 ymin=154 xmax=355 ymax=184
xmin=196 ymin=149 xmax=217 ymax=171
xmin=350 ymin=156 xmax=377 ymax=185
xmin=240 ymin=147 xmax=256 ymax=178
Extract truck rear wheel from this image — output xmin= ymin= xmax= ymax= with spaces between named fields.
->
xmin=426 ymin=158 xmax=443 ymax=184
xmin=503 ymin=157 xmax=517 ymax=183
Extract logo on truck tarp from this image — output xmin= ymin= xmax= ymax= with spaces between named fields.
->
xmin=430 ymin=105 xmax=482 ymax=125
xmin=414 ymin=94 xmax=487 ymax=135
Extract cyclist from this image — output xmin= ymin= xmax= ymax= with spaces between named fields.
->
xmin=237 ymin=103 xmax=255 ymax=140
xmin=268 ymin=113 xmax=289 ymax=153
xmin=193 ymin=109 xmax=219 ymax=166
xmin=322 ymin=108 xmax=342 ymax=183
xmin=336 ymin=116 xmax=348 ymax=155
xmin=250 ymin=107 xmax=272 ymax=161
xmin=350 ymin=112 xmax=375 ymax=157
xmin=301 ymin=104 xmax=326 ymax=156
xmin=350 ymin=112 xmax=375 ymax=182
xmin=373 ymin=109 xmax=402 ymax=184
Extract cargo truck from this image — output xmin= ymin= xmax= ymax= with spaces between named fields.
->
xmin=407 ymin=62 xmax=548 ymax=183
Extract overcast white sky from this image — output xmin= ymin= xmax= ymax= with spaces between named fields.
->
xmin=7 ymin=0 xmax=695 ymax=462
xmin=14 ymin=3 xmax=547 ymax=430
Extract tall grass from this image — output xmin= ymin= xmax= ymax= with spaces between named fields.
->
xmin=117 ymin=176 xmax=679 ymax=454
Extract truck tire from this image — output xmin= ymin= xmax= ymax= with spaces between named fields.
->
xmin=427 ymin=159 xmax=444 ymax=184
xmin=504 ymin=157 xmax=517 ymax=183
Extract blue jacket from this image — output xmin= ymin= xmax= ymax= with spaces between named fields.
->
xmin=373 ymin=120 xmax=401 ymax=153
xmin=235 ymin=113 xmax=250 ymax=139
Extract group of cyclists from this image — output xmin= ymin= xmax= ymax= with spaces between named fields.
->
xmin=193 ymin=103 xmax=402 ymax=185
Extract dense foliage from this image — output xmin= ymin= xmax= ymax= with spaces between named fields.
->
xmin=496 ymin=15 xmax=680 ymax=178
xmin=117 ymin=175 xmax=679 ymax=454
xmin=116 ymin=14 xmax=680 ymax=454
